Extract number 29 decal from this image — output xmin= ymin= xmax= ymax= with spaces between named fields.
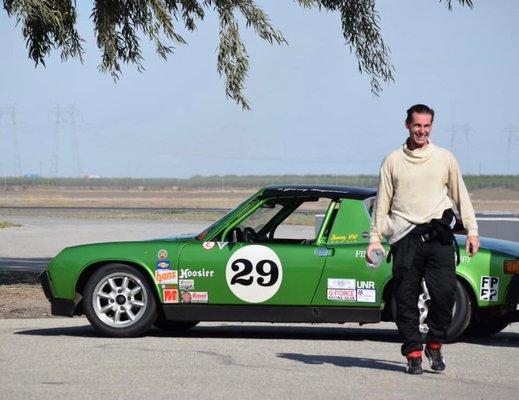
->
xmin=226 ymin=245 xmax=283 ymax=303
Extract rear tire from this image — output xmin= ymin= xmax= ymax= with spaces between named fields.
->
xmin=465 ymin=310 xmax=510 ymax=337
xmin=391 ymin=279 xmax=471 ymax=342
xmin=446 ymin=280 xmax=471 ymax=341
xmin=83 ymin=263 xmax=157 ymax=337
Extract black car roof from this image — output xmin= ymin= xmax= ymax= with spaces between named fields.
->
xmin=260 ymin=185 xmax=377 ymax=200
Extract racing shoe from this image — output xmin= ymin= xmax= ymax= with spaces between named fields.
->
xmin=425 ymin=343 xmax=446 ymax=372
xmin=405 ymin=351 xmax=423 ymax=375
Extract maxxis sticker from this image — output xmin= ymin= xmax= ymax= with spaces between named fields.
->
xmin=225 ymin=245 xmax=283 ymax=303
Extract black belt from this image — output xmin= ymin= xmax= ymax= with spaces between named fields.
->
xmin=386 ymin=226 xmax=461 ymax=266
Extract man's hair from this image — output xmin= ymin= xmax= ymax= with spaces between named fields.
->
xmin=406 ymin=104 xmax=434 ymax=124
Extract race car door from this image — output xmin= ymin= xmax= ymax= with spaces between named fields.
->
xmin=177 ymin=241 xmax=326 ymax=306
xmin=311 ymin=198 xmax=390 ymax=308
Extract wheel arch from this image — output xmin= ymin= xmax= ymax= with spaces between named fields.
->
xmin=74 ymin=260 xmax=161 ymax=315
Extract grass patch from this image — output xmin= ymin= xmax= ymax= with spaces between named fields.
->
xmin=0 ymin=221 xmax=21 ymax=229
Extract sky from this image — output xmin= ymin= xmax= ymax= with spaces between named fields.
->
xmin=1 ymin=0 xmax=518 ymax=178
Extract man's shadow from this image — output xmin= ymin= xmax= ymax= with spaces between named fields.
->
xmin=277 ymin=352 xmax=406 ymax=372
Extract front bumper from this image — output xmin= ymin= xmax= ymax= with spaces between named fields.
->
xmin=39 ymin=270 xmax=75 ymax=317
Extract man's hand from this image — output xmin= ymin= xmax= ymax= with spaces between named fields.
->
xmin=366 ymin=241 xmax=385 ymax=264
xmin=466 ymin=235 xmax=479 ymax=256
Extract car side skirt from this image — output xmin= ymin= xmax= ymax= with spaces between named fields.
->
xmin=163 ymin=305 xmax=381 ymax=324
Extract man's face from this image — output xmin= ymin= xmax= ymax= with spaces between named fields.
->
xmin=405 ymin=112 xmax=433 ymax=148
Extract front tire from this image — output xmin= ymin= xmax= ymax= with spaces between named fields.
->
xmin=83 ymin=263 xmax=157 ymax=337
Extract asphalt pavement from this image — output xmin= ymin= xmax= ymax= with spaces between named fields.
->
xmin=0 ymin=319 xmax=518 ymax=399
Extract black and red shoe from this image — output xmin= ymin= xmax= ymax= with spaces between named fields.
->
xmin=405 ymin=351 xmax=423 ymax=375
xmin=425 ymin=342 xmax=446 ymax=372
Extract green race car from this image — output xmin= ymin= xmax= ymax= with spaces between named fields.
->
xmin=40 ymin=185 xmax=519 ymax=338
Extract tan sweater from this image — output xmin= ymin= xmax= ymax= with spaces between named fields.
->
xmin=370 ymin=141 xmax=478 ymax=243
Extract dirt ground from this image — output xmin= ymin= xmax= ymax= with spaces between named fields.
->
xmin=0 ymin=186 xmax=518 ymax=211
xmin=0 ymin=284 xmax=51 ymax=319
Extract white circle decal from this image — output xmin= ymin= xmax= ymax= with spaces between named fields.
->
xmin=225 ymin=245 xmax=283 ymax=303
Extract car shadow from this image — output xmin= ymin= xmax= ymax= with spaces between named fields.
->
xmin=277 ymin=352 xmax=407 ymax=373
xmin=15 ymin=324 xmax=519 ymax=347
xmin=15 ymin=324 xmax=402 ymax=342
xmin=147 ymin=325 xmax=404 ymax=343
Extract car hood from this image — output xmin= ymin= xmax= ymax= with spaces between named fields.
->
xmin=456 ymin=235 xmax=519 ymax=258
xmin=148 ymin=233 xmax=198 ymax=241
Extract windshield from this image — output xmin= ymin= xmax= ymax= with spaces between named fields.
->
xmin=237 ymin=203 xmax=284 ymax=232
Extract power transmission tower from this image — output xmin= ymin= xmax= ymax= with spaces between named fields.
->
xmin=446 ymin=123 xmax=460 ymax=151
xmin=50 ymin=104 xmax=82 ymax=177
xmin=504 ymin=125 xmax=519 ymax=172
xmin=50 ymin=104 xmax=61 ymax=176
xmin=69 ymin=105 xmax=82 ymax=176
xmin=0 ymin=106 xmax=22 ymax=176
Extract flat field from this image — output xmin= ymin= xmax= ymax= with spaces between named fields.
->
xmin=0 ymin=186 xmax=518 ymax=212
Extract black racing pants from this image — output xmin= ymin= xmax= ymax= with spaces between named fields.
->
xmin=392 ymin=232 xmax=457 ymax=356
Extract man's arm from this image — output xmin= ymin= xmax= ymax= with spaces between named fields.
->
xmin=447 ymin=154 xmax=479 ymax=255
xmin=366 ymin=157 xmax=393 ymax=262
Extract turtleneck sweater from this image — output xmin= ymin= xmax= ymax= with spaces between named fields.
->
xmin=370 ymin=141 xmax=478 ymax=243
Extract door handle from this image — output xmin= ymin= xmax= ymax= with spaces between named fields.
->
xmin=362 ymin=231 xmax=369 ymax=239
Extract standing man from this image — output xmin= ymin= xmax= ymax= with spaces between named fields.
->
xmin=366 ymin=104 xmax=479 ymax=375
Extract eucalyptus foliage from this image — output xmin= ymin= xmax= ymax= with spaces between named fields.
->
xmin=3 ymin=0 xmax=473 ymax=109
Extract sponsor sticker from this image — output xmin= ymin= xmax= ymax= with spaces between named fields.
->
xmin=315 ymin=248 xmax=329 ymax=257
xmin=179 ymin=268 xmax=215 ymax=279
xmin=189 ymin=292 xmax=208 ymax=303
xmin=355 ymin=250 xmax=367 ymax=258
xmin=155 ymin=269 xmax=178 ymax=284
xmin=480 ymin=276 xmax=499 ymax=301
xmin=217 ymin=242 xmax=229 ymax=250
xmin=156 ymin=260 xmax=171 ymax=270
xmin=356 ymin=289 xmax=376 ymax=303
xmin=460 ymin=255 xmax=471 ymax=264
xmin=202 ymin=242 xmax=215 ymax=250
xmin=163 ymin=288 xmax=179 ymax=303
xmin=330 ymin=234 xmax=347 ymax=242
xmin=157 ymin=249 xmax=168 ymax=260
xmin=181 ymin=291 xmax=192 ymax=303
xmin=179 ymin=279 xmax=195 ymax=291
xmin=327 ymin=289 xmax=356 ymax=301
xmin=357 ymin=280 xmax=375 ymax=289
xmin=225 ymin=245 xmax=283 ymax=303
xmin=330 ymin=233 xmax=359 ymax=243
xmin=328 ymin=278 xmax=356 ymax=290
